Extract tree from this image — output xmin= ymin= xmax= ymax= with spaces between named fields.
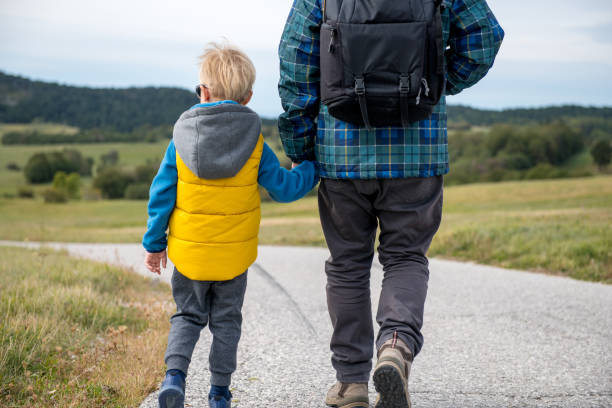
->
xmin=52 ymin=171 xmax=81 ymax=199
xmin=93 ymin=167 xmax=134 ymax=199
xmin=591 ymin=139 xmax=612 ymax=170
xmin=24 ymin=153 xmax=53 ymax=183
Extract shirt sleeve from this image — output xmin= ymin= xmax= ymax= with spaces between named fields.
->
xmin=258 ymin=142 xmax=319 ymax=203
xmin=142 ymin=141 xmax=177 ymax=253
xmin=445 ymin=0 xmax=505 ymax=96
xmin=277 ymin=0 xmax=323 ymax=163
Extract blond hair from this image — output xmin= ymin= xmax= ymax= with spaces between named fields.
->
xmin=198 ymin=42 xmax=256 ymax=103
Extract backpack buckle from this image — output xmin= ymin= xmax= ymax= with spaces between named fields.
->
xmin=399 ymin=75 xmax=410 ymax=94
xmin=354 ymin=77 xmax=366 ymax=96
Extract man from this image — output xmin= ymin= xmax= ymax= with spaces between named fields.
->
xmin=278 ymin=0 xmax=503 ymax=407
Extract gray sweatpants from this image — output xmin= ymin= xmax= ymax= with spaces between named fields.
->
xmin=164 ymin=268 xmax=248 ymax=387
xmin=318 ymin=177 xmax=443 ymax=383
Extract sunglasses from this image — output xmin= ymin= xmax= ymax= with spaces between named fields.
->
xmin=195 ymin=84 xmax=208 ymax=98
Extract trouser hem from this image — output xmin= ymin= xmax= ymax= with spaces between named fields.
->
xmin=211 ymin=371 xmax=232 ymax=387
xmin=165 ymin=355 xmax=191 ymax=377
xmin=377 ymin=331 xmax=418 ymax=358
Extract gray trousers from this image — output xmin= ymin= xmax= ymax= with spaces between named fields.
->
xmin=318 ymin=177 xmax=443 ymax=383
xmin=165 ymin=268 xmax=248 ymax=386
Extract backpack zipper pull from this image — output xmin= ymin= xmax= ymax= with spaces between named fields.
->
xmin=421 ymin=78 xmax=430 ymax=97
xmin=328 ymin=28 xmax=337 ymax=53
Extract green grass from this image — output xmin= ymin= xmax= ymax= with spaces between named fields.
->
xmin=429 ymin=177 xmax=612 ymax=282
xmin=0 ymin=246 xmax=172 ymax=407
xmin=0 ymin=123 xmax=79 ymax=139
xmin=0 ymin=176 xmax=610 ymax=283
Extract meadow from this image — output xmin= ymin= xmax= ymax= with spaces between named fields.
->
xmin=1 ymin=124 xmax=610 ymax=282
xmin=1 ymin=176 xmax=610 ymax=283
xmin=0 ymin=139 xmax=169 ymax=195
xmin=0 ymin=246 xmax=173 ymax=407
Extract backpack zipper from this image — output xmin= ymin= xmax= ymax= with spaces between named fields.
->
xmin=328 ymin=27 xmax=337 ymax=53
xmin=416 ymin=78 xmax=430 ymax=105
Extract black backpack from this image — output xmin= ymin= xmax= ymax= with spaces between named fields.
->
xmin=320 ymin=0 xmax=446 ymax=129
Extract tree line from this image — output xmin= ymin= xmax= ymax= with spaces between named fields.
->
xmin=3 ymin=71 xmax=612 ymax=132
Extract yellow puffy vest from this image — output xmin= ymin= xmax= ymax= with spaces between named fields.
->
xmin=167 ymin=135 xmax=264 ymax=281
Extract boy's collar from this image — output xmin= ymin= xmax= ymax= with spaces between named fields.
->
xmin=190 ymin=100 xmax=239 ymax=110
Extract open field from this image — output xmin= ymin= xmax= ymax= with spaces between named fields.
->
xmin=0 ymin=246 xmax=172 ymax=407
xmin=0 ymin=176 xmax=610 ymax=282
xmin=0 ymin=123 xmax=79 ymax=138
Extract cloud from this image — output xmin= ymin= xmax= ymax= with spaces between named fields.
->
xmin=577 ymin=22 xmax=612 ymax=45
xmin=1 ymin=0 xmax=612 ymax=114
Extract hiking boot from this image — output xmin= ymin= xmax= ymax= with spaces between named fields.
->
xmin=325 ymin=381 xmax=369 ymax=408
xmin=373 ymin=336 xmax=413 ymax=408
xmin=208 ymin=393 xmax=231 ymax=408
xmin=158 ymin=371 xmax=185 ymax=408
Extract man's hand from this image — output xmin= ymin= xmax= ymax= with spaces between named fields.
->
xmin=292 ymin=162 xmax=301 ymax=169
xmin=144 ymin=249 xmax=167 ymax=275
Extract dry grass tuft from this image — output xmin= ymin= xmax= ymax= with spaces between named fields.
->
xmin=0 ymin=247 xmax=173 ymax=407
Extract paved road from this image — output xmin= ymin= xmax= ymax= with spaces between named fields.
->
xmin=2 ymin=241 xmax=611 ymax=407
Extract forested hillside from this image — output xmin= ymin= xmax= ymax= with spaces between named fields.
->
xmin=2 ymin=71 xmax=612 ymax=131
xmin=0 ymin=72 xmax=194 ymax=131
xmin=447 ymin=105 xmax=612 ymax=126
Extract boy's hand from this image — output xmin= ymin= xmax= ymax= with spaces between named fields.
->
xmin=144 ymin=250 xmax=167 ymax=275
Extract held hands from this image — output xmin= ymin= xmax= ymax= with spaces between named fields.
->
xmin=292 ymin=162 xmax=300 ymax=169
xmin=144 ymin=249 xmax=167 ymax=275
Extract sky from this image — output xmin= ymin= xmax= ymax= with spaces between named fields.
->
xmin=1 ymin=0 xmax=611 ymax=118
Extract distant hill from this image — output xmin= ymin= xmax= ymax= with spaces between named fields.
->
xmin=1 ymin=71 xmax=611 ymax=131
xmin=447 ymin=105 xmax=612 ymax=126
xmin=0 ymin=72 xmax=194 ymax=131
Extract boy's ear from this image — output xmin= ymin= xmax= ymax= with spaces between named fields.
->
xmin=241 ymin=90 xmax=253 ymax=106
xmin=201 ymin=86 xmax=211 ymax=103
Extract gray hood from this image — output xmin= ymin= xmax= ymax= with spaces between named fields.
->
xmin=173 ymin=103 xmax=261 ymax=179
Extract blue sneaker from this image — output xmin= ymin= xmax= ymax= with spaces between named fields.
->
xmin=208 ymin=392 xmax=232 ymax=408
xmin=158 ymin=371 xmax=185 ymax=408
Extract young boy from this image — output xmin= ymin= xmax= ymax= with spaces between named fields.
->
xmin=142 ymin=42 xmax=318 ymax=408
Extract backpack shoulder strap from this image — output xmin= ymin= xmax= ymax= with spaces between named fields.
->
xmin=323 ymin=0 xmax=343 ymax=22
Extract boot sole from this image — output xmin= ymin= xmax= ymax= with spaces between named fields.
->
xmin=159 ymin=385 xmax=185 ymax=408
xmin=326 ymin=403 xmax=369 ymax=408
xmin=373 ymin=364 xmax=410 ymax=408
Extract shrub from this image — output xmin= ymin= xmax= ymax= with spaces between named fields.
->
xmin=124 ymin=183 xmax=150 ymax=200
xmin=134 ymin=164 xmax=157 ymax=184
xmin=52 ymin=171 xmax=81 ymax=199
xmin=41 ymin=188 xmax=68 ymax=203
xmin=99 ymin=150 xmax=119 ymax=170
xmin=523 ymin=164 xmax=566 ymax=180
xmin=497 ymin=153 xmax=533 ymax=170
xmin=6 ymin=162 xmax=20 ymax=171
xmin=591 ymin=139 xmax=612 ymax=169
xmin=24 ymin=153 xmax=53 ymax=183
xmin=23 ymin=149 xmax=93 ymax=183
xmin=93 ymin=167 xmax=134 ymax=199
xmin=17 ymin=186 xmax=34 ymax=198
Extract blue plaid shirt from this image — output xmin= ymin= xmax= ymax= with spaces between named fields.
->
xmin=278 ymin=0 xmax=504 ymax=179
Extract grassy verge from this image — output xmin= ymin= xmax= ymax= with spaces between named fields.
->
xmin=0 ymin=176 xmax=610 ymax=282
xmin=0 ymin=246 xmax=173 ymax=407
xmin=430 ymin=176 xmax=611 ymax=282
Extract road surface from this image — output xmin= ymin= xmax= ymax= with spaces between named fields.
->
xmin=1 ymin=241 xmax=611 ymax=407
